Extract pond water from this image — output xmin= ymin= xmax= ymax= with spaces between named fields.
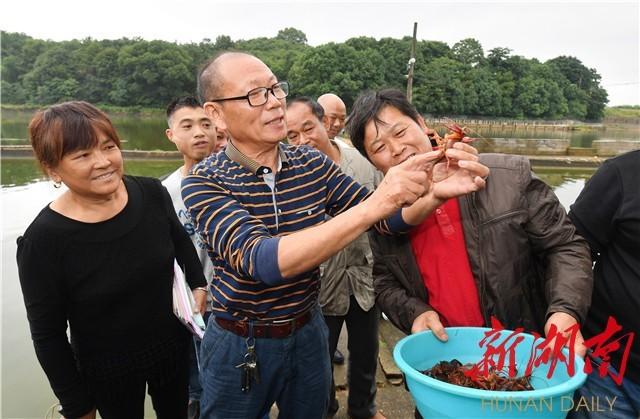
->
xmin=0 ymin=163 xmax=594 ymax=418
xmin=3 ymin=109 xmax=639 ymax=152
xmin=1 ymin=158 xmax=182 ymax=187
xmin=2 ymin=110 xmax=173 ymax=151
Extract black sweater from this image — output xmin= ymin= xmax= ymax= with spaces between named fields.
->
xmin=569 ymin=150 xmax=640 ymax=383
xmin=17 ymin=176 xmax=206 ymax=418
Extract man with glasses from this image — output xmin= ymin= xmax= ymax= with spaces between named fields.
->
xmin=318 ymin=93 xmax=348 ymax=142
xmin=182 ymin=51 xmax=490 ymax=419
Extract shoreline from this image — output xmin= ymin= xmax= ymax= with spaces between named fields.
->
xmin=0 ymin=145 xmax=613 ymax=169
xmin=0 ymin=145 xmax=606 ymax=168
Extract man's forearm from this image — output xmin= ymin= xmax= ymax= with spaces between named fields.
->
xmin=401 ymin=192 xmax=444 ymax=226
xmin=278 ymin=200 xmax=375 ymax=278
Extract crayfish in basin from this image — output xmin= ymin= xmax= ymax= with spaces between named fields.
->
xmin=422 ymin=359 xmax=534 ymax=391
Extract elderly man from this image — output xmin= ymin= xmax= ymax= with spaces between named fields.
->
xmin=286 ymin=97 xmax=384 ymax=419
xmin=182 ymin=52 xmax=489 ymax=419
xmin=347 ymin=88 xmax=592 ymax=359
xmin=318 ymin=92 xmax=351 ymax=367
xmin=318 ymin=93 xmax=347 ymax=140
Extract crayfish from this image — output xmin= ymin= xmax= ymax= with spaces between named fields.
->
xmin=422 ymin=359 xmax=534 ymax=391
xmin=428 ymin=120 xmax=475 ymax=169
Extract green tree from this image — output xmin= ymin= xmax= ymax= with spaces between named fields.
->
xmin=1 ymin=80 xmax=27 ymax=103
xmin=585 ymin=85 xmax=608 ymax=120
xmin=344 ymin=36 xmax=378 ymax=51
xmin=0 ymin=30 xmax=609 ymax=120
xmin=486 ymin=47 xmax=512 ymax=69
xmin=547 ymin=56 xmax=608 ymax=120
xmin=451 ymin=38 xmax=484 ymax=67
xmin=494 ymin=72 xmax=516 ymax=117
xmin=413 ymin=57 xmax=466 ymax=115
xmin=416 ymin=40 xmax=451 ymax=63
xmin=288 ymin=43 xmax=384 ymax=107
xmin=34 ymin=78 xmax=80 ymax=104
xmin=1 ymin=31 xmax=50 ymax=84
xmin=514 ymin=68 xmax=568 ymax=119
xmin=22 ymin=43 xmax=81 ymax=104
xmin=236 ymin=37 xmax=310 ymax=82
xmin=468 ymin=68 xmax=504 ymax=116
xmin=114 ymin=40 xmax=194 ymax=106
xmin=276 ymin=28 xmax=307 ymax=45
xmin=214 ymin=35 xmax=234 ymax=50
xmin=377 ymin=37 xmax=412 ymax=89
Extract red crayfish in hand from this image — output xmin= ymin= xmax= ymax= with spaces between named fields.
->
xmin=428 ymin=119 xmax=476 ymax=168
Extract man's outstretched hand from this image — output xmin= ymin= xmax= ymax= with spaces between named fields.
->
xmin=365 ymin=150 xmax=443 ymax=221
xmin=430 ymin=141 xmax=489 ymax=201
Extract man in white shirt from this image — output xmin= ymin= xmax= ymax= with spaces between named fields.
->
xmin=162 ymin=96 xmax=218 ymax=419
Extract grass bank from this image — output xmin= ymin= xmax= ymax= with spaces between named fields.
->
xmin=604 ymin=106 xmax=640 ymax=125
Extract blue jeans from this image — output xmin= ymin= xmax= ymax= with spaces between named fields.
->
xmin=188 ymin=312 xmax=211 ymax=401
xmin=567 ymin=362 xmax=640 ymax=419
xmin=199 ymin=307 xmax=332 ymax=419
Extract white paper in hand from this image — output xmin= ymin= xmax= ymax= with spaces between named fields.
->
xmin=172 ymin=260 xmax=206 ymax=339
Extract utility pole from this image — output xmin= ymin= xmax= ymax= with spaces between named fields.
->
xmin=406 ymin=22 xmax=418 ymax=103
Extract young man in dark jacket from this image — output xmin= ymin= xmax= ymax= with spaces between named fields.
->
xmin=347 ymin=89 xmax=593 ymax=355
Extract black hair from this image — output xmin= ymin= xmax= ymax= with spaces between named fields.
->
xmin=28 ymin=101 xmax=122 ymax=174
xmin=286 ymin=96 xmax=325 ymax=122
xmin=346 ymin=89 xmax=421 ymax=160
xmin=166 ymin=96 xmax=201 ymax=126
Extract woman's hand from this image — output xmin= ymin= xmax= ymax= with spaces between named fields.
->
xmin=192 ymin=288 xmax=208 ymax=315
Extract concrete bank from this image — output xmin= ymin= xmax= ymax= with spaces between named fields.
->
xmin=0 ymin=145 xmax=610 ymax=168
xmin=474 ymin=138 xmax=639 ymax=159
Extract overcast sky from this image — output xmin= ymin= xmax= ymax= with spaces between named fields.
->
xmin=2 ymin=0 xmax=639 ymax=106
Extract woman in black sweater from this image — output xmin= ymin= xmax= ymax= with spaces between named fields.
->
xmin=17 ymin=101 xmax=207 ymax=419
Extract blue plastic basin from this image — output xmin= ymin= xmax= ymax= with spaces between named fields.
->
xmin=393 ymin=327 xmax=587 ymax=418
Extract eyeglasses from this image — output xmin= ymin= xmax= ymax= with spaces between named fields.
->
xmin=209 ymin=81 xmax=289 ymax=107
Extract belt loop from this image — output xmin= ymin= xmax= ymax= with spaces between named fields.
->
xmin=246 ymin=321 xmax=257 ymax=346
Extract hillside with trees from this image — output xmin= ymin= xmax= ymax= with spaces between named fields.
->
xmin=1 ymin=29 xmax=608 ymax=120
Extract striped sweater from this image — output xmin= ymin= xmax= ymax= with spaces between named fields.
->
xmin=182 ymin=141 xmax=406 ymax=321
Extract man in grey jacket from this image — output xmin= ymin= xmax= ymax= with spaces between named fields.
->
xmin=347 ymin=89 xmax=593 ymax=357
xmin=286 ymin=96 xmax=385 ymax=419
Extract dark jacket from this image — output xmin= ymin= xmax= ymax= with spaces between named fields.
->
xmin=369 ymin=154 xmax=593 ymax=335
xmin=569 ymin=150 xmax=640 ymax=383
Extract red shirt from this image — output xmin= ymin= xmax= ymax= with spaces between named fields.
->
xmin=409 ymin=198 xmax=484 ymax=327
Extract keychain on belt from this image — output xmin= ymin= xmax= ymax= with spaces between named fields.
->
xmin=235 ymin=324 xmax=260 ymax=393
